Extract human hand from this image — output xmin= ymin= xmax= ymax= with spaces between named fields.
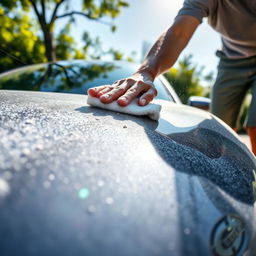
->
xmin=87 ymin=72 xmax=157 ymax=107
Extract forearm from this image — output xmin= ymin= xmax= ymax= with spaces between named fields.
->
xmin=137 ymin=29 xmax=189 ymax=79
xmin=135 ymin=16 xmax=200 ymax=81
xmin=89 ymin=16 xmax=200 ymax=106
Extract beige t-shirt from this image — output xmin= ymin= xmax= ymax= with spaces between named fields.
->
xmin=177 ymin=0 xmax=256 ymax=58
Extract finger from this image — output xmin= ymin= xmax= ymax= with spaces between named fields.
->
xmin=117 ymin=82 xmax=146 ymax=107
xmin=138 ymin=87 xmax=157 ymax=106
xmin=94 ymin=80 xmax=123 ymax=97
xmin=87 ymin=85 xmax=109 ymax=97
xmin=96 ymin=86 xmax=114 ymax=97
xmin=99 ymin=87 xmax=126 ymax=103
xmin=100 ymin=79 xmax=135 ymax=104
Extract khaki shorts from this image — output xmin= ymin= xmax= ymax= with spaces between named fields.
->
xmin=210 ymin=51 xmax=256 ymax=128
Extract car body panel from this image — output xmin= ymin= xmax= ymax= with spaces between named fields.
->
xmin=0 ymin=90 xmax=255 ymax=256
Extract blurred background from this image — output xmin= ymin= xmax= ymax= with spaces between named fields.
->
xmin=0 ymin=0 xmax=251 ymax=131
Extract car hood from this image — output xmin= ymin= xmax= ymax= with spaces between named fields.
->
xmin=0 ymin=90 xmax=255 ymax=256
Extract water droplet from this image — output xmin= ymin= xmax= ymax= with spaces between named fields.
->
xmin=48 ymin=174 xmax=55 ymax=181
xmin=35 ymin=143 xmax=44 ymax=151
xmin=105 ymin=197 xmax=114 ymax=205
xmin=87 ymin=205 xmax=96 ymax=214
xmin=0 ymin=178 xmax=10 ymax=198
xmin=97 ymin=180 xmax=104 ymax=187
xmin=25 ymin=119 xmax=35 ymax=125
xmin=21 ymin=148 xmax=31 ymax=157
xmin=78 ymin=188 xmax=90 ymax=200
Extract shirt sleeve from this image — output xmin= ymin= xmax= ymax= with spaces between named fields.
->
xmin=176 ymin=0 xmax=210 ymax=23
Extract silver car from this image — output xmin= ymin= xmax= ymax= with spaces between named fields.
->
xmin=0 ymin=60 xmax=255 ymax=256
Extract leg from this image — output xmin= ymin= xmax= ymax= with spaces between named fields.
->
xmin=247 ymin=128 xmax=256 ymax=155
xmin=246 ymin=78 xmax=256 ymax=155
xmin=210 ymin=59 xmax=250 ymax=129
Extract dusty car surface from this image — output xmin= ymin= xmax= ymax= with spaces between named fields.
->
xmin=0 ymin=61 xmax=256 ymax=256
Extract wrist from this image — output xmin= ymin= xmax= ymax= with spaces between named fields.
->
xmin=132 ymin=68 xmax=156 ymax=82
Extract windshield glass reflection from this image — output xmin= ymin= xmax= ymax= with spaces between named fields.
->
xmin=0 ymin=60 xmax=172 ymax=101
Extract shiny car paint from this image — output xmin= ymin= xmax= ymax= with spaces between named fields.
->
xmin=0 ymin=61 xmax=255 ymax=256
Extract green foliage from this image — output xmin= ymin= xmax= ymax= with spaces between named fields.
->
xmin=0 ymin=0 xmax=30 ymax=11
xmin=111 ymin=25 xmax=117 ymax=32
xmin=164 ymin=54 xmax=212 ymax=104
xmin=108 ymin=48 xmax=124 ymax=60
xmin=56 ymin=24 xmax=86 ymax=60
xmin=82 ymin=0 xmax=129 ymax=19
xmin=0 ymin=9 xmax=45 ymax=73
xmin=126 ymin=51 xmax=137 ymax=62
xmin=82 ymin=32 xmax=102 ymax=59
xmin=106 ymin=48 xmax=136 ymax=62
xmin=0 ymin=0 xmax=129 ymax=73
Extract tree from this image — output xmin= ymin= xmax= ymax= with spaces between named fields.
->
xmin=55 ymin=24 xmax=86 ymax=60
xmin=0 ymin=8 xmax=46 ymax=73
xmin=0 ymin=0 xmax=129 ymax=62
xmin=164 ymin=55 xmax=213 ymax=104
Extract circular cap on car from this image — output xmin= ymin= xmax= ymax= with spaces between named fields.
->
xmin=210 ymin=215 xmax=246 ymax=256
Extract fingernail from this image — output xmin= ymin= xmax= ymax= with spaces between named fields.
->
xmin=103 ymin=94 xmax=110 ymax=98
xmin=141 ymin=99 xmax=146 ymax=105
xmin=119 ymin=97 xmax=127 ymax=102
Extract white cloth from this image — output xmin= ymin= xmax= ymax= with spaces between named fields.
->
xmin=87 ymin=95 xmax=161 ymax=121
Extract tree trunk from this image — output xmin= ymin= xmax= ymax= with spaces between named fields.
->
xmin=43 ymin=29 xmax=56 ymax=62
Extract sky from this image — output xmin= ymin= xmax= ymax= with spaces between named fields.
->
xmin=56 ymin=0 xmax=222 ymax=77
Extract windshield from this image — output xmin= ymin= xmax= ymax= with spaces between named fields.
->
xmin=0 ymin=60 xmax=173 ymax=102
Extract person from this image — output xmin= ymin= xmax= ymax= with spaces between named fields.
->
xmin=88 ymin=0 xmax=256 ymax=155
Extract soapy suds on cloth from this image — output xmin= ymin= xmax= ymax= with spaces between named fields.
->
xmin=87 ymin=95 xmax=161 ymax=120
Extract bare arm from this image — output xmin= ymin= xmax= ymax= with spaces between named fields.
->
xmin=88 ymin=15 xmax=200 ymax=106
